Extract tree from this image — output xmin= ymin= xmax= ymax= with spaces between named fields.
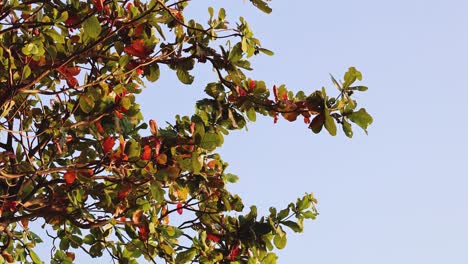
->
xmin=0 ymin=0 xmax=373 ymax=263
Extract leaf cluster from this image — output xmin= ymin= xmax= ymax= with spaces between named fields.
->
xmin=0 ymin=0 xmax=371 ymax=263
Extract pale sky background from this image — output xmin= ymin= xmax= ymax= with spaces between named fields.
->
xmin=36 ymin=0 xmax=468 ymax=263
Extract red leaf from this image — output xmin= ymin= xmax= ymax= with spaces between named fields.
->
xmin=235 ymin=86 xmax=247 ymax=97
xmin=228 ymin=245 xmax=240 ymax=261
xmin=138 ymin=225 xmax=149 ymax=240
xmin=65 ymin=16 xmax=80 ymax=28
xmin=132 ymin=210 xmax=144 ymax=225
xmin=190 ymin=122 xmax=195 ymax=134
xmin=249 ymin=80 xmax=255 ymax=91
xmin=118 ymin=187 xmax=131 ymax=201
xmin=207 ymin=234 xmax=220 ymax=243
xmin=66 ymin=76 xmax=78 ymax=88
xmin=66 ymin=66 xmax=80 ymax=76
xmin=78 ymin=169 xmax=94 ymax=178
xmin=102 ymin=137 xmax=115 ymax=153
xmin=273 ymin=85 xmax=278 ymax=102
xmin=92 ymin=0 xmax=104 ymax=11
xmin=1 ymin=252 xmax=13 ymax=263
xmin=58 ymin=66 xmax=80 ymax=76
xmin=65 ymin=252 xmax=76 ymax=261
xmin=149 ymin=119 xmax=158 ymax=135
xmin=282 ymin=112 xmax=299 ymax=122
xmin=95 ymin=121 xmax=105 ymax=134
xmin=171 ymin=9 xmax=184 ymax=21
xmin=304 ymin=116 xmax=311 ymax=124
xmin=70 ymin=35 xmax=80 ymax=43
xmin=57 ymin=66 xmax=80 ymax=87
xmin=135 ymin=24 xmax=145 ymax=37
xmin=124 ymin=39 xmax=150 ymax=58
xmin=3 ymin=201 xmax=17 ymax=212
xmin=131 ymin=39 xmax=146 ymax=53
xmin=227 ymin=94 xmax=238 ymax=103
xmin=141 ymin=145 xmax=151 ymax=161
xmin=176 ymin=203 xmax=183 ymax=215
xmin=153 ymin=137 xmax=161 ymax=156
xmin=64 ymin=171 xmax=76 ymax=185
xmin=114 ymin=110 xmax=123 ymax=119
xmin=207 ymin=160 xmax=217 ymax=169
xmin=21 ymin=219 xmax=29 ymax=229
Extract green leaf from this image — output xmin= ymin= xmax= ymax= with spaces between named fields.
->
xmin=309 ymin=114 xmax=324 ymax=134
xmin=342 ymin=119 xmax=353 ymax=138
xmin=218 ymin=8 xmax=226 ymax=19
xmin=22 ymin=65 xmax=31 ymax=79
xmin=351 ymin=86 xmax=368 ymax=91
xmin=79 ymin=94 xmax=95 ymax=113
xmin=191 ymin=152 xmax=202 ymax=174
xmin=348 ymin=108 xmax=373 ymax=133
xmin=150 ymin=181 xmax=165 ymax=202
xmin=119 ymin=55 xmax=130 ymax=68
xmin=205 ymin=82 xmax=225 ymax=100
xmin=89 ymin=243 xmax=104 ymax=257
xmin=44 ymin=29 xmax=65 ymax=44
xmin=59 ymin=238 xmax=69 ymax=251
xmin=223 ymin=173 xmax=239 ymax=183
xmin=324 ymin=110 xmax=337 ymax=136
xmin=120 ymin=97 xmax=132 ymax=110
xmin=343 ymin=67 xmax=362 ymax=88
xmin=273 ymin=234 xmax=287 ymax=249
xmin=69 ymin=235 xmax=83 ymax=248
xmin=330 ymin=74 xmax=342 ymax=90
xmin=193 ymin=123 xmax=205 ymax=144
xmin=125 ymin=223 xmax=138 ymax=239
xmin=30 ymin=232 xmax=43 ymax=243
xmin=163 ymin=226 xmax=183 ymax=238
xmin=228 ymin=43 xmax=243 ymax=62
xmin=146 ymin=63 xmax=160 ymax=82
xmin=124 ymin=139 xmax=141 ymax=161
xmin=277 ymin=208 xmax=289 ymax=220
xmin=246 ymin=108 xmax=256 ymax=122
xmin=83 ymin=16 xmax=101 ymax=39
xmin=248 ymin=258 xmax=259 ymax=264
xmin=176 ymin=69 xmax=194 ymax=84
xmin=241 ymin=37 xmax=248 ymax=53
xmin=22 ymin=43 xmax=38 ymax=55
xmin=251 ymin=0 xmax=273 ymax=14
xmin=296 ymin=196 xmax=311 ymax=211
xmin=208 ymin=7 xmax=214 ymax=19
xmin=303 ymin=211 xmax=317 ymax=219
xmin=200 ymin=133 xmax=219 ymax=151
xmin=175 ymin=249 xmax=196 ymax=264
xmin=83 ymin=234 xmax=95 ymax=245
xmin=0 ymin=100 xmax=14 ymax=118
xmin=258 ymin=47 xmax=274 ymax=56
xmin=282 ymin=220 xmax=302 ymax=233
xmin=29 ymin=249 xmax=42 ymax=264
xmin=57 ymin=11 xmax=68 ymax=22
xmin=261 ymin=253 xmax=277 ymax=264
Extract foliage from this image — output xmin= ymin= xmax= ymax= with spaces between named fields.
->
xmin=0 ymin=0 xmax=372 ymax=263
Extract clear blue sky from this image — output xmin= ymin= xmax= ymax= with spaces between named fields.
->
xmin=138 ymin=1 xmax=468 ymax=263
xmin=35 ymin=1 xmax=468 ymax=263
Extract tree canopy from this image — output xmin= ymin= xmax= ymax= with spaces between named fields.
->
xmin=0 ymin=0 xmax=372 ymax=263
